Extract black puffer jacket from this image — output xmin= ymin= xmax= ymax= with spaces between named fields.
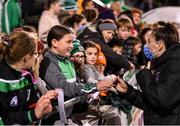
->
xmin=122 ymin=44 xmax=180 ymax=124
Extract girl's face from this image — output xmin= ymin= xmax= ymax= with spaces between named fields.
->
xmin=118 ymin=26 xmax=132 ymax=40
xmin=85 ymin=47 xmax=98 ymax=65
xmin=52 ymin=2 xmax=61 ymax=15
xmin=133 ymin=12 xmax=141 ymax=25
xmin=53 ymin=33 xmax=74 ymax=57
xmin=133 ymin=43 xmax=142 ymax=55
xmin=24 ymin=42 xmax=38 ymax=70
xmin=74 ymin=18 xmax=87 ymax=34
xmin=95 ymin=64 xmax=106 ymax=74
xmin=70 ymin=52 xmax=85 ymax=64
xmin=79 ymin=18 xmax=87 ymax=27
xmin=102 ymin=30 xmax=115 ymax=43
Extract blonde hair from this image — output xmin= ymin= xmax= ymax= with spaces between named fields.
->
xmin=117 ymin=18 xmax=133 ymax=29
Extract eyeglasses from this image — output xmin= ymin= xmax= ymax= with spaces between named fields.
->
xmin=72 ymin=55 xmax=85 ymax=59
xmin=33 ymin=51 xmax=44 ymax=58
xmin=33 ymin=52 xmax=39 ymax=58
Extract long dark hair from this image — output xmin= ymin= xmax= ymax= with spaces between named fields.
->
xmin=63 ymin=14 xmax=85 ymax=29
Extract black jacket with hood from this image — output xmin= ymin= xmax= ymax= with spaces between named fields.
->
xmin=121 ymin=44 xmax=180 ymax=124
xmin=77 ymin=26 xmax=131 ymax=75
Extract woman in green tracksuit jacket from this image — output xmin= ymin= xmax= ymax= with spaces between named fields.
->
xmin=0 ymin=31 xmax=58 ymax=125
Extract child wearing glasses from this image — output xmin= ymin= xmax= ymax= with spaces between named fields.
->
xmin=70 ymin=39 xmax=85 ymax=83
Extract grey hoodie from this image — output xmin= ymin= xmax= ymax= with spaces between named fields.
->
xmin=39 ymin=50 xmax=97 ymax=99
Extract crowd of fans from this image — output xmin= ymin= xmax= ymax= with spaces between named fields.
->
xmin=1 ymin=0 xmax=180 ymax=125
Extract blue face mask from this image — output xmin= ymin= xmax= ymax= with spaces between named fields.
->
xmin=143 ymin=44 xmax=155 ymax=60
xmin=78 ymin=25 xmax=86 ymax=31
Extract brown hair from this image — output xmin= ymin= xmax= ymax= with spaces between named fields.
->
xmin=138 ymin=27 xmax=152 ymax=45
xmin=83 ymin=9 xmax=97 ymax=22
xmin=82 ymin=40 xmax=99 ymax=52
xmin=21 ymin=25 xmax=37 ymax=33
xmin=110 ymin=1 xmax=121 ymax=15
xmin=128 ymin=36 xmax=142 ymax=46
xmin=44 ymin=0 xmax=59 ymax=10
xmin=13 ymin=26 xmax=37 ymax=33
xmin=0 ymin=32 xmax=36 ymax=64
xmin=63 ymin=14 xmax=85 ymax=28
xmin=131 ymin=8 xmax=142 ymax=15
xmin=152 ymin=23 xmax=179 ymax=49
xmin=82 ymin=40 xmax=99 ymax=63
xmin=116 ymin=18 xmax=133 ymax=29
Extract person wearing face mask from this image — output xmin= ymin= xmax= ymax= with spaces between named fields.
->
xmin=137 ymin=27 xmax=152 ymax=67
xmin=115 ymin=23 xmax=180 ymax=124
xmin=63 ymin=14 xmax=87 ymax=37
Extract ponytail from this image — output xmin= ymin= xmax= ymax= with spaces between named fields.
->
xmin=0 ymin=32 xmax=36 ymax=64
xmin=153 ymin=22 xmax=179 ymax=49
xmin=0 ymin=35 xmax=10 ymax=61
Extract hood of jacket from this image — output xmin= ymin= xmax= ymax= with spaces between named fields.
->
xmin=44 ymin=50 xmax=69 ymax=63
xmin=154 ymin=44 xmax=180 ymax=68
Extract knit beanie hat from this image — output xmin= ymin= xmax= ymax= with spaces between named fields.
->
xmin=98 ymin=22 xmax=117 ymax=31
xmin=96 ymin=51 xmax=106 ymax=66
xmin=70 ymin=39 xmax=84 ymax=56
xmin=62 ymin=0 xmax=77 ymax=11
xmin=98 ymin=9 xmax=115 ymax=21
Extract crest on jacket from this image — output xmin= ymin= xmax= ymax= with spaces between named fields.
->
xmin=10 ymin=96 xmax=18 ymax=107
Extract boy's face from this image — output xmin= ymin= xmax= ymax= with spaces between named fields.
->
xmin=133 ymin=43 xmax=142 ymax=55
xmin=52 ymin=33 xmax=74 ymax=57
xmin=112 ymin=45 xmax=123 ymax=55
xmin=85 ymin=47 xmax=98 ymax=65
xmin=118 ymin=26 xmax=132 ymax=40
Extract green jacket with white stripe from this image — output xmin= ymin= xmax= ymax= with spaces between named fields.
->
xmin=1 ymin=0 xmax=21 ymax=34
xmin=39 ymin=50 xmax=97 ymax=100
xmin=0 ymin=60 xmax=40 ymax=124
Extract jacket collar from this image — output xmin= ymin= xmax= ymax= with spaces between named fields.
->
xmin=154 ymin=44 xmax=180 ymax=68
xmin=47 ymin=50 xmax=69 ymax=61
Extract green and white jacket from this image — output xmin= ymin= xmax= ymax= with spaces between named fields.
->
xmin=39 ymin=51 xmax=97 ymax=100
xmin=0 ymin=60 xmax=39 ymax=124
xmin=1 ymin=0 xmax=21 ymax=34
